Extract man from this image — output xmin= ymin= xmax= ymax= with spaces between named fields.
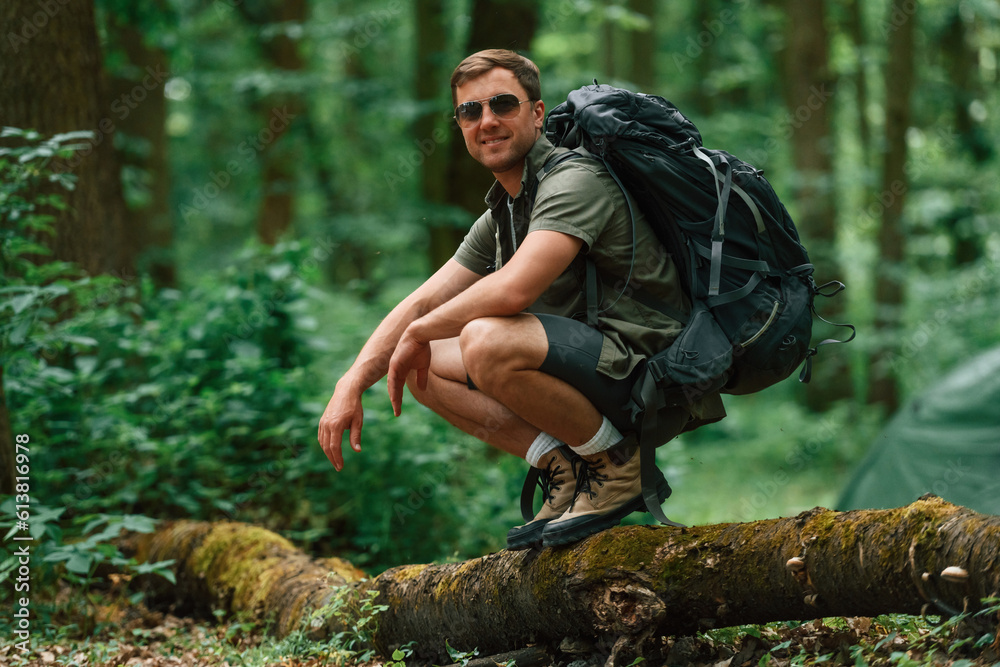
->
xmin=317 ymin=49 xmax=723 ymax=549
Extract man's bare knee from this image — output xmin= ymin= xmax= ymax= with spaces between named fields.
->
xmin=405 ymin=372 xmax=433 ymax=407
xmin=460 ymin=317 xmax=505 ymax=390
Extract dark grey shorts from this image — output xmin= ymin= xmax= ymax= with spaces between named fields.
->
xmin=534 ymin=313 xmax=642 ymax=433
xmin=466 ymin=313 xmax=641 ymax=433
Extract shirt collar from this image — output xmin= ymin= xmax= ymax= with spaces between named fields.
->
xmin=484 ymin=134 xmax=559 ymax=211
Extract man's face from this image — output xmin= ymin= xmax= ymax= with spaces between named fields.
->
xmin=454 ymin=67 xmax=544 ymax=182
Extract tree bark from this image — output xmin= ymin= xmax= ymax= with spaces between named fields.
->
xmin=105 ymin=14 xmax=176 ymax=288
xmin=867 ymin=1 xmax=917 ymax=413
xmin=415 ymin=0 xmax=460 ymax=270
xmin=781 ymin=0 xmax=851 ymax=410
xmin=628 ymin=0 xmax=656 ymax=92
xmin=123 ymin=496 xmax=1000 ymax=664
xmin=846 ymin=0 xmax=872 ymax=169
xmin=0 ymin=0 xmax=135 ymax=279
xmin=940 ymin=7 xmax=989 ymax=266
xmin=235 ymin=0 xmax=308 ymax=246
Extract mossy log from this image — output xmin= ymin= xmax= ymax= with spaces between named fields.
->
xmin=121 ymin=520 xmax=367 ymax=636
xmin=122 ymin=496 xmax=1000 ymax=663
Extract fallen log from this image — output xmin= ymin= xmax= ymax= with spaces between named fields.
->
xmin=122 ymin=520 xmax=367 ymax=636
xmin=122 ymin=496 xmax=1000 ymax=663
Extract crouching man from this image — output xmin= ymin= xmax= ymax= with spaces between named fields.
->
xmin=318 ymin=49 xmax=723 ymax=548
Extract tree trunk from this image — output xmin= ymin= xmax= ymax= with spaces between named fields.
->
xmin=235 ymin=0 xmax=307 ymax=246
xmin=0 ymin=0 xmax=135 ymax=279
xmin=600 ymin=0 xmax=619 ymax=81
xmin=105 ymin=17 xmax=176 ymax=288
xmin=689 ymin=0 xmax=717 ymax=116
xmin=415 ymin=0 xmax=460 ymax=270
xmin=867 ymin=1 xmax=917 ymax=413
xmin=123 ymin=496 xmax=1000 ymax=664
xmin=846 ymin=0 xmax=873 ymax=169
xmin=628 ymin=0 xmax=656 ymax=92
xmin=782 ymin=0 xmax=851 ymax=410
xmin=940 ymin=7 xmax=989 ymax=266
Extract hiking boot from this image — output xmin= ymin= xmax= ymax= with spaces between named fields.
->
xmin=506 ymin=446 xmax=578 ymax=550
xmin=540 ymin=437 xmax=671 ymax=547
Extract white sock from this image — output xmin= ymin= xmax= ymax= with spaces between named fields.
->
xmin=526 ymin=432 xmax=562 ymax=467
xmin=572 ymin=416 xmax=622 ymax=456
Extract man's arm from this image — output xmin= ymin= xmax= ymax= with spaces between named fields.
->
xmin=387 ymin=229 xmax=584 ymax=415
xmin=318 ymin=258 xmax=482 ymax=470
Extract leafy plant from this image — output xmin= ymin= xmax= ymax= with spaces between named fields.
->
xmin=0 ymin=127 xmax=105 ymax=352
xmin=386 ymin=641 xmax=416 ymax=667
xmin=0 ymin=500 xmax=175 ymax=591
xmin=309 ymin=585 xmax=389 ymax=662
xmin=444 ymin=639 xmax=480 ymax=667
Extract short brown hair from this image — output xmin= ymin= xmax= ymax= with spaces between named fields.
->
xmin=450 ymin=49 xmax=541 ymax=107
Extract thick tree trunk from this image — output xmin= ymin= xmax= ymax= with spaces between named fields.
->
xmin=235 ymin=0 xmax=307 ymax=246
xmin=868 ymin=1 xmax=917 ymax=412
xmin=941 ymin=8 xmax=989 ymax=266
xmin=782 ymin=0 xmax=851 ymax=410
xmin=846 ymin=0 xmax=872 ymax=169
xmin=415 ymin=0 xmax=460 ymax=271
xmin=0 ymin=0 xmax=135 ymax=279
xmin=123 ymin=496 xmax=1000 ymax=664
xmin=628 ymin=0 xmax=656 ymax=92
xmin=105 ymin=17 xmax=176 ymax=288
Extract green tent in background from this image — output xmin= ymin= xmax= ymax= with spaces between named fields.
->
xmin=837 ymin=346 xmax=1000 ymax=516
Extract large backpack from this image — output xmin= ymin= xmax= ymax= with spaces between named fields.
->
xmin=532 ymin=83 xmax=854 ymax=526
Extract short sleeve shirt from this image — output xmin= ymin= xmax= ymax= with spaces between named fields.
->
xmin=453 ymin=135 xmax=725 ymax=424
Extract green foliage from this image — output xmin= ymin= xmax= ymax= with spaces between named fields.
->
xmin=386 ymin=642 xmax=416 ymax=667
xmin=0 ymin=127 xmax=112 ymax=373
xmin=309 ymin=587 xmax=388 ymax=662
xmin=0 ymin=499 xmax=174 ymax=642
xmin=8 ymin=0 xmax=1000 ymax=595
xmin=6 ymin=237 xmax=326 ymax=518
xmin=0 ymin=501 xmax=175 ymax=589
xmin=3 ymin=143 xmax=523 ymax=570
xmin=697 ymin=607 xmax=999 ymax=667
xmin=444 ymin=638 xmax=480 ymax=667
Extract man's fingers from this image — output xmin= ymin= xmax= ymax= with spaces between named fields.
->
xmin=350 ymin=412 xmax=363 ymax=453
xmin=389 ymin=369 xmax=403 ymax=417
xmin=318 ymin=392 xmax=366 ymax=472
xmin=323 ymin=432 xmax=344 ymax=471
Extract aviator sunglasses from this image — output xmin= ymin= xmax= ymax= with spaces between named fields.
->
xmin=454 ymin=93 xmax=533 ymax=128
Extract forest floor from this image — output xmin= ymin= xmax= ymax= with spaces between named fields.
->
xmin=3 ymin=591 xmax=999 ymax=667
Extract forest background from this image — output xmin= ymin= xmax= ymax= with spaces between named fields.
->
xmin=1 ymin=0 xmax=999 ymax=611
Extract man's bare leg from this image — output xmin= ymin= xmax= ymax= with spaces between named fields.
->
xmin=406 ymin=315 xmax=606 ymax=455
xmin=406 ymin=336 xmax=540 ymax=458
xmin=459 ymin=313 xmax=604 ymax=446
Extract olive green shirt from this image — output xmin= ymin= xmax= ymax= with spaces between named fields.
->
xmin=453 ymin=135 xmax=725 ymax=424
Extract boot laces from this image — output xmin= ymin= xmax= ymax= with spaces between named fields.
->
xmin=570 ymin=456 xmax=609 ymax=507
xmin=537 ymin=456 xmax=566 ymax=506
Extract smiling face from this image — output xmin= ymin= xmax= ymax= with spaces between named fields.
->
xmin=454 ymin=67 xmax=545 ymax=195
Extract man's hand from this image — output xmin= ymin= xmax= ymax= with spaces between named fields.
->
xmin=387 ymin=327 xmax=431 ymax=417
xmin=318 ymin=384 xmax=364 ymax=471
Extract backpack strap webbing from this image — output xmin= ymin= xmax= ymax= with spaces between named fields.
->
xmin=633 ymin=371 xmax=688 ymax=528
xmin=519 ymin=466 xmax=541 ymax=521
xmin=692 ymin=145 xmax=733 ymax=298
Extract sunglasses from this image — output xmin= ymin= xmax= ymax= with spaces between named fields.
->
xmin=454 ymin=93 xmax=533 ymax=128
